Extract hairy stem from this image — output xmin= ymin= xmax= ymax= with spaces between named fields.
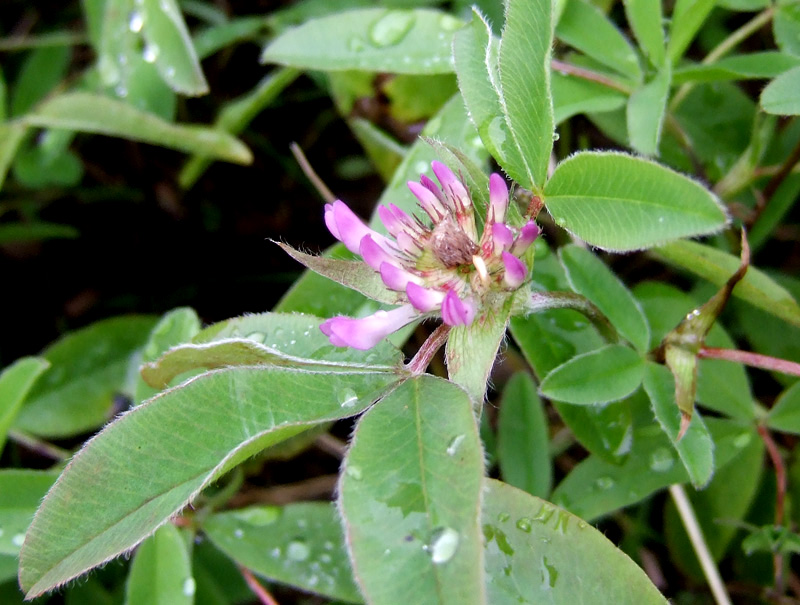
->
xmin=240 ymin=566 xmax=280 ymax=605
xmin=406 ymin=324 xmax=451 ymax=374
xmin=670 ymin=484 xmax=733 ymax=605
xmin=526 ymin=291 xmax=619 ymax=343
xmin=551 ymin=59 xmax=632 ymax=94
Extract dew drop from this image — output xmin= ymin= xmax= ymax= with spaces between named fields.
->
xmin=484 ymin=116 xmax=508 ymax=162
xmin=541 ymin=556 xmax=559 ymax=589
xmin=497 ymin=512 xmax=510 ymax=523
xmin=166 ymin=66 xmax=176 ymax=78
xmin=348 ymin=36 xmax=366 ymax=52
xmin=308 ymin=575 xmax=319 ymax=587
xmin=290 ymin=339 xmax=297 ymax=345
xmin=446 ymin=434 xmax=465 ymax=456
xmin=383 ymin=548 xmax=391 ymax=556
xmin=649 ymin=447 xmax=674 ymax=472
xmin=182 ymin=578 xmax=196 ymax=597
xmin=128 ymin=11 xmax=144 ymax=33
xmin=414 ymin=160 xmax=429 ymax=175
xmin=346 ymin=464 xmax=363 ymax=480
xmin=235 ymin=507 xmax=279 ymax=526
xmin=516 ymin=518 xmax=532 ymax=533
xmin=338 ymin=387 xmax=358 ymax=408
xmin=270 ymin=547 xmax=281 ymax=558
xmin=320 ymin=553 xmax=332 ymax=563
xmin=323 ymin=540 xmax=334 ymax=550
xmin=118 ymin=53 xmax=128 ymax=66
xmin=429 ymin=527 xmax=459 ymax=564
xmin=439 ymin=14 xmax=463 ymax=31
xmin=287 ymin=540 xmax=310 ymax=561
xmin=143 ymin=44 xmax=159 ymax=63
xmin=233 ymin=528 xmax=244 ymax=538
xmin=12 ymin=534 xmax=25 ymax=547
xmin=246 ymin=331 xmax=266 ymax=343
xmin=734 ymin=432 xmax=751 ymax=448
xmin=555 ymin=217 xmax=567 ymax=227
xmin=595 ymin=476 xmax=614 ymax=490
xmin=115 ymin=84 xmax=128 ymax=98
xmin=369 ymin=11 xmax=416 ymax=48
xmin=552 ymin=131 xmax=560 ymax=141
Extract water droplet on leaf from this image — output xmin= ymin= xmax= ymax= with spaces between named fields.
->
xmin=128 ymin=11 xmax=144 ymax=33
xmin=439 ymin=14 xmax=463 ymax=31
xmin=497 ymin=512 xmax=510 ymax=523
xmin=182 ymin=578 xmax=196 ymax=597
xmin=446 ymin=434 xmax=465 ymax=456
xmin=369 ymin=11 xmax=416 ymax=47
xmin=595 ymin=476 xmax=614 ymax=490
xmin=429 ymin=527 xmax=459 ymax=564
xmin=338 ymin=388 xmax=358 ymax=408
xmin=649 ymin=447 xmax=674 ymax=472
xmin=348 ymin=36 xmax=366 ymax=52
xmin=143 ymin=44 xmax=159 ymax=63
xmin=346 ymin=465 xmax=363 ymax=480
xmin=287 ymin=540 xmax=310 ymax=561
xmin=516 ymin=518 xmax=532 ymax=533
xmin=11 ymin=533 xmax=24 ymax=547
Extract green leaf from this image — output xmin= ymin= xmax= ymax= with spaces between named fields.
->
xmin=453 ymin=12 xmax=530 ymax=188
xmin=556 ymin=0 xmax=642 ymax=82
xmin=544 ymin=151 xmax=729 ymax=251
xmin=497 ymin=372 xmax=552 ymax=498
xmin=349 ymin=118 xmax=406 ymax=182
xmin=203 ymin=503 xmax=361 ymax=602
xmin=643 ymin=363 xmax=714 ymax=487
xmin=557 ymin=397 xmax=634 ymax=462
xmin=446 ymin=307 xmax=511 ymax=404
xmin=340 ymin=376 xmax=484 ymax=605
xmin=673 ymin=52 xmax=800 ymax=84
xmin=482 ymin=479 xmax=668 ymax=604
xmin=25 ymin=93 xmax=252 ymax=164
xmin=556 ymin=0 xmax=641 ymax=82
xmin=623 ymin=0 xmax=665 ymax=66
xmin=652 ymin=239 xmax=800 ymax=328
xmin=12 ymin=143 xmax=83 ymax=189
xmin=666 ymin=0 xmax=715 ymax=64
xmin=551 ymin=72 xmax=627 ymax=124
xmin=0 ymin=470 xmax=58 ymax=556
xmin=384 ymin=73 xmax=459 ymax=122
xmin=626 ymin=65 xmax=671 ymax=156
xmin=14 ymin=316 xmax=158 ymax=438
xmin=19 ymin=366 xmax=401 ymax=598
xmin=134 ymin=308 xmax=201 ymax=404
xmin=552 ymin=420 xmax=756 ymax=521
xmin=125 ymin=524 xmax=194 ymax=605
xmin=0 ymin=357 xmax=49 ymax=452
xmin=262 ymin=8 xmax=463 ymax=74
xmin=194 ymin=17 xmax=268 ymax=59
xmin=138 ymin=0 xmax=209 ymax=95
xmin=10 ymin=46 xmax=71 ymax=117
xmin=761 ymin=66 xmax=800 ymax=115
xmin=635 ymin=281 xmax=755 ymax=420
xmin=180 ymin=67 xmax=300 ymax=188
xmin=192 ymin=540 xmax=252 ymax=605
xmin=498 ymin=0 xmax=555 ymax=188
xmin=0 ymin=123 xmax=27 ymax=192
xmin=540 ymin=344 xmax=644 ymax=405
xmin=774 ymin=2 xmax=800 ymax=57
xmin=767 ymin=382 xmax=800 ymax=435
xmin=559 ymin=244 xmax=650 ymax=352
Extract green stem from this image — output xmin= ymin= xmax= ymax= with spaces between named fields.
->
xmin=551 ymin=59 xmax=633 ymax=94
xmin=669 ymin=484 xmax=733 ymax=605
xmin=525 ymin=291 xmax=619 ymax=344
xmin=0 ymin=31 xmax=88 ymax=51
xmin=670 ymin=7 xmax=775 ymax=112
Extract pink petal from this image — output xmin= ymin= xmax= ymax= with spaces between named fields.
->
xmin=380 ymin=262 xmax=420 ymax=291
xmin=431 ymin=161 xmax=469 ymax=207
xmin=360 ymin=235 xmax=394 ymax=271
xmin=488 ymin=173 xmax=508 ymax=223
xmin=501 ymin=251 xmax=527 ymax=288
xmin=420 ymin=174 xmax=445 ymax=202
xmin=406 ymin=282 xmax=445 ymax=312
xmin=320 ymin=305 xmax=418 ymax=350
xmin=492 ymin=223 xmax=514 ymax=251
xmin=408 ymin=180 xmax=445 ymax=220
xmin=328 ymin=200 xmax=387 ymax=254
xmin=440 ymin=290 xmax=476 ymax=326
xmin=511 ymin=221 xmax=541 ymax=255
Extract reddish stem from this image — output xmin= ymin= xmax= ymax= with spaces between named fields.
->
xmin=697 ymin=347 xmax=800 ymax=377
xmin=240 ymin=566 xmax=280 ymax=605
xmin=406 ymin=324 xmax=450 ymax=374
xmin=757 ymin=424 xmax=787 ymax=595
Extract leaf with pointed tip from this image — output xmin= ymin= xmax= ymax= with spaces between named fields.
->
xmin=482 ymin=479 xmax=668 ymax=604
xmin=139 ymin=0 xmax=209 ymax=95
xmin=19 ymin=366 xmax=401 ymax=598
xmin=626 ymin=65 xmax=671 ymax=156
xmin=767 ymin=382 xmax=800 ymax=435
xmin=761 ymin=66 xmax=800 ymax=115
xmin=623 ymin=0 xmax=665 ymax=66
xmin=278 ymin=243 xmax=400 ymax=305
xmin=544 ymin=151 xmax=729 ymax=251
xmin=203 ymin=503 xmax=361 ymax=602
xmin=340 ymin=376 xmax=485 ymax=605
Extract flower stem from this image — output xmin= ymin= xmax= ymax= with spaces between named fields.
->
xmin=290 ymin=142 xmax=336 ymax=203
xmin=551 ymin=59 xmax=632 ymax=94
xmin=526 ymin=291 xmax=619 ymax=343
xmin=406 ymin=324 xmax=450 ymax=374
xmin=669 ymin=484 xmax=733 ymax=605
xmin=697 ymin=347 xmax=800 ymax=378
xmin=758 ymin=424 xmax=787 ymax=595
xmin=239 ymin=566 xmax=280 ymax=605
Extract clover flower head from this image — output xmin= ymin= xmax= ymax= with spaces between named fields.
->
xmin=320 ymin=162 xmax=540 ymax=350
